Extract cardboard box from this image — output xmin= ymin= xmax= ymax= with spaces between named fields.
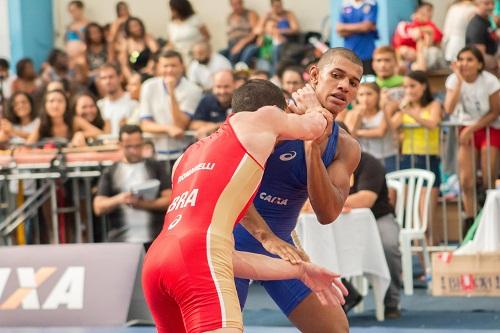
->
xmin=432 ymin=200 xmax=461 ymax=245
xmin=432 ymin=252 xmax=500 ymax=296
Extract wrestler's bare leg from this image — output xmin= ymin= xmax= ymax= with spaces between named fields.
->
xmin=288 ymin=293 xmax=349 ymax=333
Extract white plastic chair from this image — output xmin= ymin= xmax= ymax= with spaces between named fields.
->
xmin=386 ymin=169 xmax=435 ymax=295
xmin=386 ymin=179 xmax=405 ymax=227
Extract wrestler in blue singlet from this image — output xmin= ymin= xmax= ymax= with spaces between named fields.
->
xmin=233 ymin=123 xmax=339 ymax=315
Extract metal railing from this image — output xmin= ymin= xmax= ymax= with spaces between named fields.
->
xmin=366 ymin=121 xmax=498 ymax=251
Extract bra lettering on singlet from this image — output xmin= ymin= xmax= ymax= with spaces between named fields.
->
xmin=177 ymin=162 xmax=216 ymax=183
xmin=167 ymin=189 xmax=199 ymax=213
xmin=259 ymin=192 xmax=288 ymax=206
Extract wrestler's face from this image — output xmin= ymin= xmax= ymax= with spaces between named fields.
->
xmin=120 ymin=132 xmax=144 ymax=164
xmin=309 ymin=58 xmax=362 ymax=115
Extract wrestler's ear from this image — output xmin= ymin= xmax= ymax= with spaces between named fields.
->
xmin=309 ymin=65 xmax=319 ymax=86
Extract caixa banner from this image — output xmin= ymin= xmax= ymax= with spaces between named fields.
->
xmin=0 ymin=243 xmax=152 ymax=326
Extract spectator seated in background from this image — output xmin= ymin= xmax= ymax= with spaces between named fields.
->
xmin=233 ymin=69 xmax=250 ymax=88
xmin=444 ymin=46 xmax=500 ymax=236
xmin=125 ymin=72 xmax=142 ymax=124
xmin=71 ymin=92 xmax=106 ymax=132
xmin=372 ymin=46 xmax=405 ymax=105
xmin=336 ymin=0 xmax=378 ymax=75
xmin=27 ymin=89 xmax=102 ymax=148
xmin=118 ymin=16 xmax=159 ymax=80
xmin=108 ymin=1 xmax=131 ymax=48
xmin=97 ymin=63 xmax=138 ymax=137
xmin=254 ymin=0 xmax=300 ymax=74
xmin=249 ymin=69 xmax=271 ymax=81
xmin=187 ymin=40 xmax=232 ymax=91
xmin=221 ymin=0 xmax=260 ymax=66
xmin=189 ymin=70 xmax=234 ymax=139
xmin=139 ymin=50 xmax=202 ymax=155
xmin=0 ymin=59 xmax=14 ymax=109
xmin=342 ymin=147 xmax=402 ymax=319
xmin=84 ymin=22 xmax=114 ymax=78
xmin=40 ymin=49 xmax=71 ymax=86
xmin=11 ymin=58 xmax=41 ymax=96
xmin=390 ymin=70 xmax=441 ymax=238
xmin=442 ymin=0 xmax=476 ymax=63
xmin=166 ymin=0 xmax=210 ymax=65
xmin=393 ymin=2 xmax=446 ymax=72
xmin=93 ymin=124 xmax=171 ymax=245
xmin=279 ymin=65 xmax=304 ymax=96
xmin=0 ymin=92 xmax=39 ymax=144
xmin=345 ymin=83 xmax=398 ymax=172
xmin=260 ymin=0 xmax=300 ymax=42
xmin=466 ymin=0 xmax=498 ymax=74
xmin=255 ymin=17 xmax=285 ymax=74
xmin=64 ymin=0 xmax=88 ymax=63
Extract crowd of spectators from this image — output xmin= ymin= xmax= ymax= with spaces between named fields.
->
xmin=0 ymin=0 xmax=498 ymax=266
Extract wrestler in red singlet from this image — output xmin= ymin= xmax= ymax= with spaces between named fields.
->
xmin=142 ymin=117 xmax=263 ymax=333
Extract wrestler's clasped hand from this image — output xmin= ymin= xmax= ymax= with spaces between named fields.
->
xmin=299 ymin=261 xmax=349 ymax=307
xmin=288 ymin=84 xmax=324 ymax=115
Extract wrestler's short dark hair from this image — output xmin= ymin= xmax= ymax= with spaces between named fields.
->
xmin=231 ymin=79 xmax=286 ymax=113
xmin=318 ymin=47 xmax=363 ymax=70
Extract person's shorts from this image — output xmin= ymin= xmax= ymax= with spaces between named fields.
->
xmin=399 ymin=154 xmax=441 ymax=188
xmin=460 ymin=126 xmax=500 ymax=150
xmin=233 ymin=225 xmax=312 ymax=316
xmin=382 ymin=154 xmax=399 ymax=173
xmin=142 ymin=231 xmax=242 ymax=333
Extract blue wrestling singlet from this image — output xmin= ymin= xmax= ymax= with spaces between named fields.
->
xmin=233 ymin=123 xmax=339 ymax=316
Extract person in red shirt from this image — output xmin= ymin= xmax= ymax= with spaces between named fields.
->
xmin=142 ymin=79 xmax=348 ymax=333
xmin=393 ymin=2 xmax=444 ymax=71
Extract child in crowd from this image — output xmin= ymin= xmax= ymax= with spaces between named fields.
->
xmin=256 ymin=18 xmax=285 ymax=74
xmin=444 ymin=46 xmax=500 ymax=236
xmin=345 ymin=82 xmax=398 ymax=173
xmin=391 ymin=70 xmax=442 ymax=240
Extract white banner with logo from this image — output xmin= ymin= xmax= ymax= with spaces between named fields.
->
xmin=0 ymin=243 xmax=151 ymax=326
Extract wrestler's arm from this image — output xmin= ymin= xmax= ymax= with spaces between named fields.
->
xmin=232 ymin=250 xmax=347 ymax=307
xmin=239 ymin=204 xmax=309 ymax=264
xmin=306 ymin=130 xmax=361 ymax=224
xmin=234 ymin=106 xmax=327 ymax=166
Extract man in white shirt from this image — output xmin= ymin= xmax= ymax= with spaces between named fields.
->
xmin=187 ymin=41 xmax=232 ymax=91
xmin=93 ymin=125 xmax=172 ymax=245
xmin=97 ymin=63 xmax=139 ymax=137
xmin=140 ymin=50 xmax=202 ymax=155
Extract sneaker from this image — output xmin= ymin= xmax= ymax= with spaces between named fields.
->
xmin=385 ymin=306 xmax=401 ymax=319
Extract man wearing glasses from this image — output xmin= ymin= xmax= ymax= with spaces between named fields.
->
xmin=93 ymin=124 xmax=172 ymax=244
